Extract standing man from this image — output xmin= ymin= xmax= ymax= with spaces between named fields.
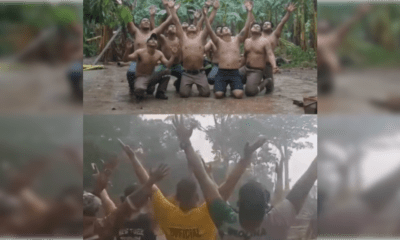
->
xmin=123 ymin=34 xmax=178 ymax=101
xmin=241 ymin=23 xmax=278 ymax=96
xmin=203 ymin=1 xmax=254 ymax=99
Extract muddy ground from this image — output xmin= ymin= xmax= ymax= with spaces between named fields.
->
xmin=0 ymin=60 xmax=82 ymax=114
xmin=83 ymin=60 xmax=317 ymax=114
xmin=318 ymin=69 xmax=400 ymax=114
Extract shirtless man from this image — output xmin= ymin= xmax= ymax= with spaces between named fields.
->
xmin=204 ymin=1 xmax=254 ymax=99
xmin=318 ymin=4 xmax=370 ymax=94
xmin=123 ymin=34 xmax=178 ymax=101
xmin=242 ymin=23 xmax=278 ymax=96
xmin=168 ymin=1 xmax=211 ymax=98
xmin=125 ymin=9 xmax=174 ymax=87
xmin=204 ymin=26 xmax=222 ymax=85
xmin=153 ymin=23 xmax=184 ymax=93
xmin=254 ymin=3 xmax=296 ymax=90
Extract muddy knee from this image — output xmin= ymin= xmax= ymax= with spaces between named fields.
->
xmin=245 ymin=86 xmax=258 ymax=97
xmin=200 ymin=91 xmax=210 ymax=98
xmin=233 ymin=90 xmax=244 ymax=99
xmin=179 ymin=90 xmax=190 ymax=98
xmin=215 ymin=92 xmax=225 ymax=99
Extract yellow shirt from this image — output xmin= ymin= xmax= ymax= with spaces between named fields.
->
xmin=152 ymin=189 xmax=218 ymax=240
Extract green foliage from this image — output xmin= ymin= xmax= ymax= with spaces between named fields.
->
xmin=277 ymin=38 xmax=316 ymax=68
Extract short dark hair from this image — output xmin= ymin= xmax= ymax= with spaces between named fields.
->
xmin=176 ymin=177 xmax=197 ymax=205
xmin=263 ymin=21 xmax=274 ymax=29
xmin=121 ymin=184 xmax=140 ymax=203
xmin=238 ymin=180 xmax=269 ymax=222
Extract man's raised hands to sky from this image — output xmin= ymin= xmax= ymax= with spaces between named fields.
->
xmin=172 ymin=115 xmax=222 ymax=203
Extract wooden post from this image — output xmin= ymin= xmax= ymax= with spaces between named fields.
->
xmin=93 ymin=27 xmax=122 ymax=65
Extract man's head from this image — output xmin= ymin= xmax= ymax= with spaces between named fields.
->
xmin=182 ymin=22 xmax=189 ymax=32
xmin=187 ymin=24 xmax=198 ymax=34
xmin=83 ymin=191 xmax=102 ymax=217
xmin=318 ymin=20 xmax=332 ymax=34
xmin=146 ymin=33 xmax=158 ymax=48
xmin=262 ymin=21 xmax=273 ymax=34
xmin=216 ymin=26 xmax=223 ymax=37
xmin=237 ymin=180 xmax=270 ymax=229
xmin=120 ymin=184 xmax=140 ymax=203
xmin=251 ymin=22 xmax=262 ymax=35
xmin=221 ymin=26 xmax=232 ymax=36
xmin=167 ymin=24 xmax=177 ymax=34
xmin=140 ymin=18 xmax=151 ymax=30
xmin=176 ymin=177 xmax=199 ymax=209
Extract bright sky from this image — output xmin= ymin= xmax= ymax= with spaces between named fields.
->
xmin=141 ymin=114 xmax=317 ymax=187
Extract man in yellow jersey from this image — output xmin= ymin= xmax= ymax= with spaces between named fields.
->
xmin=118 ymin=132 xmax=266 ymax=240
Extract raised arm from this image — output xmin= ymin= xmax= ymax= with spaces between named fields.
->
xmin=335 ymin=4 xmax=370 ymax=44
xmin=285 ymin=157 xmax=317 ymax=214
xmin=127 ymin=21 xmax=138 ymax=36
xmin=237 ymin=1 xmax=254 ymax=43
xmin=208 ymin=0 xmax=220 ymax=25
xmin=154 ymin=15 xmax=174 ymax=35
xmin=101 ymin=164 xmax=169 ymax=239
xmin=203 ymin=8 xmax=218 ymax=46
xmin=159 ymin=48 xmax=178 ymax=68
xmin=172 ymin=115 xmax=222 ymax=203
xmin=218 ymin=137 xmax=267 ymax=201
xmin=168 ymin=1 xmax=185 ymax=40
xmin=149 ymin=5 xmax=157 ymax=30
xmin=274 ymin=3 xmax=296 ymax=39
xmin=100 ymin=189 xmax=117 ymax=215
xmin=194 ymin=9 xmax=203 ymax=30
xmin=122 ymin=41 xmax=134 ymax=62
xmin=119 ymin=139 xmax=159 ymax=192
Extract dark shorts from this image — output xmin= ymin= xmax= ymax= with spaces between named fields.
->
xmin=214 ymin=69 xmax=244 ymax=93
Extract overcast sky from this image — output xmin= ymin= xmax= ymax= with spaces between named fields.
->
xmin=142 ymin=115 xmax=317 ymax=187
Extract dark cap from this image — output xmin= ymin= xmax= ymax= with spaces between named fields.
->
xmin=147 ymin=33 xmax=158 ymax=43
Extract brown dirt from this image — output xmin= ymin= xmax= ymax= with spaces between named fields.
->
xmin=83 ymin=61 xmax=317 ymax=114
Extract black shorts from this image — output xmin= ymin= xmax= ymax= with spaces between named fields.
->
xmin=214 ymin=69 xmax=244 ymax=93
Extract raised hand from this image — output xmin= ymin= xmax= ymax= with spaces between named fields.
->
xmin=162 ymin=0 xmax=169 ymax=6
xmin=125 ymin=41 xmax=133 ymax=50
xmin=244 ymin=0 xmax=253 ymax=11
xmin=286 ymin=3 xmax=297 ymax=13
xmin=168 ymin=0 xmax=175 ymax=8
xmin=194 ymin=9 xmax=202 ymax=19
xmin=118 ymin=138 xmax=135 ymax=159
xmin=175 ymin=2 xmax=181 ymax=11
xmin=172 ymin=115 xmax=195 ymax=142
xmin=149 ymin=5 xmax=157 ymax=16
xmin=213 ymin=0 xmax=220 ymax=9
xmin=170 ymin=46 xmax=179 ymax=55
xmin=204 ymin=0 xmax=212 ymax=8
xmin=93 ymin=164 xmax=113 ymax=193
xmin=149 ymin=163 xmax=170 ymax=183
xmin=243 ymin=137 xmax=267 ymax=159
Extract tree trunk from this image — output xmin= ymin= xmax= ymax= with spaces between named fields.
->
xmin=272 ymin=159 xmax=284 ymax=205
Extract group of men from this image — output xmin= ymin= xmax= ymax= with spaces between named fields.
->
xmin=122 ymin=0 xmax=296 ymax=101
xmin=83 ymin=116 xmax=317 ymax=240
